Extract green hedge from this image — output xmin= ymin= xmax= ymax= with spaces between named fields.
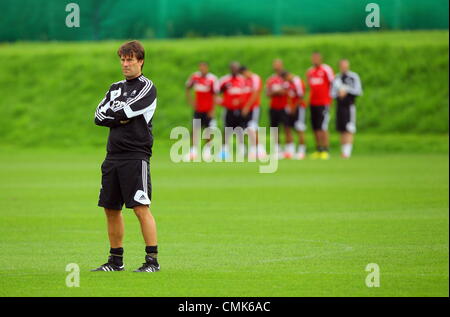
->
xmin=0 ymin=31 xmax=448 ymax=147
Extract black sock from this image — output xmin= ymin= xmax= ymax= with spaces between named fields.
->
xmin=323 ymin=147 xmax=329 ymax=152
xmin=110 ymin=247 xmax=123 ymax=266
xmin=145 ymin=245 xmax=158 ymax=259
xmin=317 ymin=146 xmax=323 ymax=152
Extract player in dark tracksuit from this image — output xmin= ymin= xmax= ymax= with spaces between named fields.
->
xmin=92 ymin=40 xmax=160 ymax=273
xmin=331 ymin=59 xmax=363 ymax=159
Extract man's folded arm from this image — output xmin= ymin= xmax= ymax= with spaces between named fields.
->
xmin=94 ymin=90 xmax=129 ymax=127
xmin=113 ymin=85 xmax=157 ymax=121
xmin=94 ymin=90 xmax=116 ymax=127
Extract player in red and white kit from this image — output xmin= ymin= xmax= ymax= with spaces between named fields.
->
xmin=217 ymin=61 xmax=246 ymax=159
xmin=281 ymin=71 xmax=307 ymax=160
xmin=266 ymin=58 xmax=291 ymax=159
xmin=185 ymin=62 xmax=218 ymax=160
xmin=239 ymin=65 xmax=266 ymax=159
xmin=306 ymin=52 xmax=334 ymax=160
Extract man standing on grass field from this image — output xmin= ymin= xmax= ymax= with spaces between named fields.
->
xmin=306 ymin=52 xmax=334 ymax=160
xmin=185 ymin=62 xmax=218 ymax=161
xmin=266 ymin=58 xmax=290 ymax=159
xmin=239 ymin=65 xmax=266 ymax=159
xmin=281 ymin=70 xmax=307 ymax=160
xmin=331 ymin=59 xmax=363 ymax=158
xmin=92 ymin=40 xmax=160 ymax=273
xmin=217 ymin=61 xmax=246 ymax=159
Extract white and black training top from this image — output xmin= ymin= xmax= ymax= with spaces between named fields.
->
xmin=94 ymin=74 xmax=157 ymax=161
xmin=331 ymin=71 xmax=362 ymax=107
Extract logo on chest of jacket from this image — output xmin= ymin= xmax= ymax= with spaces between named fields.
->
xmin=110 ymin=88 xmax=122 ymax=101
xmin=111 ymin=100 xmax=126 ymax=111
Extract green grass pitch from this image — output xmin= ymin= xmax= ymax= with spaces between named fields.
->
xmin=0 ymin=145 xmax=448 ymax=297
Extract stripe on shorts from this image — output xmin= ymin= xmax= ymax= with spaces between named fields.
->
xmin=142 ymin=160 xmax=147 ymax=194
xmin=350 ymin=104 xmax=356 ymax=126
xmin=321 ymin=107 xmax=330 ymax=131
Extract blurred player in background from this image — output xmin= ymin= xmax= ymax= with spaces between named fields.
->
xmin=266 ymin=58 xmax=290 ymax=159
xmin=239 ymin=65 xmax=266 ymax=159
xmin=217 ymin=61 xmax=246 ymax=159
xmin=331 ymin=59 xmax=363 ymax=159
xmin=185 ymin=62 xmax=218 ymax=160
xmin=281 ymin=71 xmax=307 ymax=160
xmin=306 ymin=52 xmax=334 ymax=160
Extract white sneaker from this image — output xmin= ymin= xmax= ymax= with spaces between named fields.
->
xmin=202 ymin=151 xmax=212 ymax=161
xmin=295 ymin=152 xmax=306 ymax=160
xmin=183 ymin=152 xmax=197 ymax=162
xmin=257 ymin=150 xmax=267 ymax=160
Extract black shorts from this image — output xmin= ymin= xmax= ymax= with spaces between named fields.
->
xmin=284 ymin=108 xmax=299 ymax=128
xmin=310 ymin=105 xmax=330 ymax=131
xmin=241 ymin=107 xmax=260 ymax=130
xmin=223 ymin=109 xmax=244 ymax=129
xmin=193 ymin=111 xmax=215 ymax=128
xmin=98 ymin=159 xmax=151 ymax=210
xmin=283 ymin=107 xmax=308 ymax=131
xmin=336 ymin=104 xmax=356 ymax=133
xmin=269 ymin=108 xmax=289 ymax=128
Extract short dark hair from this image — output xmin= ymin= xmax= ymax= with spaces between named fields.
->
xmin=118 ymin=40 xmax=145 ymax=69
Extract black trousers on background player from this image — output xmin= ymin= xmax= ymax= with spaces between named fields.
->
xmin=269 ymin=108 xmax=290 ymax=128
xmin=336 ymin=103 xmax=356 ymax=133
xmin=310 ymin=105 xmax=330 ymax=131
xmin=240 ymin=108 xmax=259 ymax=130
xmin=284 ymin=108 xmax=300 ymax=128
xmin=270 ymin=108 xmax=306 ymax=130
xmin=223 ymin=109 xmax=245 ymax=129
xmin=98 ymin=159 xmax=151 ymax=210
xmin=193 ymin=111 xmax=215 ymax=128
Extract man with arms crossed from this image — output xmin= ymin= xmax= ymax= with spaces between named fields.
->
xmin=217 ymin=61 xmax=246 ymax=159
xmin=185 ymin=62 xmax=218 ymax=160
xmin=266 ymin=58 xmax=290 ymax=159
xmin=240 ymin=65 xmax=266 ymax=159
xmin=306 ymin=52 xmax=334 ymax=160
xmin=331 ymin=59 xmax=363 ymax=158
xmin=281 ymin=71 xmax=307 ymax=160
xmin=93 ymin=40 xmax=159 ymax=272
